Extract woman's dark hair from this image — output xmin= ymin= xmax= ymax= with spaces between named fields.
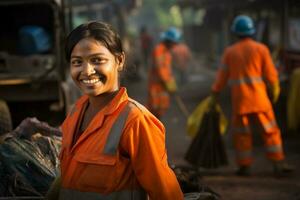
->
xmin=65 ymin=21 xmax=124 ymax=62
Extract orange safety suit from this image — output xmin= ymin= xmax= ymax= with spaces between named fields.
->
xmin=171 ymin=43 xmax=191 ymax=71
xmin=148 ymin=42 xmax=175 ymax=117
xmin=171 ymin=43 xmax=192 ymax=85
xmin=59 ymin=87 xmax=183 ymax=200
xmin=212 ymin=38 xmax=284 ymax=166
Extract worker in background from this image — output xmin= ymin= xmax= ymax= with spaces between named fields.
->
xmin=147 ymin=27 xmax=180 ymax=119
xmin=140 ymin=26 xmax=153 ymax=68
xmin=211 ymin=15 xmax=293 ymax=177
xmin=46 ymin=21 xmax=183 ymax=200
xmin=171 ymin=40 xmax=192 ymax=86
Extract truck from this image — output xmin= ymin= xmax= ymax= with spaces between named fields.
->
xmin=0 ymin=0 xmax=140 ymax=134
xmin=0 ymin=0 xmax=80 ymax=134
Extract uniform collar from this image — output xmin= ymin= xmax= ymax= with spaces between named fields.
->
xmin=74 ymin=87 xmax=128 ymax=116
xmin=101 ymin=87 xmax=129 ymax=116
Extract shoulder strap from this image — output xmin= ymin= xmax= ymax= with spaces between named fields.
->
xmin=103 ymin=102 xmax=132 ymax=155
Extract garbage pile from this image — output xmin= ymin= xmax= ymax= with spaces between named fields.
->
xmin=0 ymin=117 xmax=61 ymax=198
xmin=171 ymin=165 xmax=221 ymax=200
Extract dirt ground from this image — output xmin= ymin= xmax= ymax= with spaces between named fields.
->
xmin=199 ymin=133 xmax=300 ymax=200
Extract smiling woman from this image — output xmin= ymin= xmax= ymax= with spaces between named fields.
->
xmin=70 ymin=37 xmax=123 ymax=98
xmin=45 ymin=21 xmax=184 ymax=200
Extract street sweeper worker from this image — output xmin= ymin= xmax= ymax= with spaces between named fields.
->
xmin=46 ymin=21 xmax=183 ymax=200
xmin=147 ymin=27 xmax=180 ymax=119
xmin=210 ymin=15 xmax=293 ymax=176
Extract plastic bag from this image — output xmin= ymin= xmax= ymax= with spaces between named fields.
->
xmin=186 ymin=96 xmax=227 ymax=137
xmin=185 ymin=106 xmax=228 ymax=169
xmin=0 ymin=118 xmax=61 ymax=197
xmin=171 ymin=165 xmax=220 ymax=199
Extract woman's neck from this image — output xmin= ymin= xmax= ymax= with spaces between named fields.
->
xmin=88 ymin=90 xmax=119 ymax=112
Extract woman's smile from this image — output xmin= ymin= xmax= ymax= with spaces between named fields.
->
xmin=70 ymin=37 xmax=122 ymax=97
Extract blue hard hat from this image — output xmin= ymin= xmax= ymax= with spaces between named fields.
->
xmin=231 ymin=15 xmax=255 ymax=36
xmin=160 ymin=27 xmax=181 ymax=43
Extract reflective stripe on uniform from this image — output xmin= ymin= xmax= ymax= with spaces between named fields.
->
xmin=262 ymin=120 xmax=277 ymax=132
xmin=266 ymin=144 xmax=283 ymax=153
xmin=103 ymin=103 xmax=131 ymax=155
xmin=59 ymin=188 xmax=148 ymax=200
xmin=229 ymin=76 xmax=263 ymax=86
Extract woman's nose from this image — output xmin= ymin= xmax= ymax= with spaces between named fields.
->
xmin=82 ymin=62 xmax=96 ymax=75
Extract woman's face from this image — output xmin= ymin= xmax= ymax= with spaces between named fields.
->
xmin=70 ymin=37 xmax=124 ymax=97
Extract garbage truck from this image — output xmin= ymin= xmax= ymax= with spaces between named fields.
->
xmin=0 ymin=0 xmax=80 ymax=134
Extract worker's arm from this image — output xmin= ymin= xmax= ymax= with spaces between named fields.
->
xmin=121 ymin=110 xmax=183 ymax=200
xmin=153 ymin=45 xmax=177 ymax=93
xmin=261 ymin=45 xmax=280 ymax=103
xmin=211 ymin=51 xmax=230 ymax=93
xmin=165 ymin=78 xmax=177 ymax=93
xmin=270 ymin=81 xmax=281 ymax=103
xmin=262 ymin=45 xmax=279 ymax=85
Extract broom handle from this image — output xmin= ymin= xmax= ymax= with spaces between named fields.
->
xmin=174 ymin=94 xmax=189 ymax=118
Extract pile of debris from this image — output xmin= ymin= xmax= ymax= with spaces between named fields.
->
xmin=171 ymin=165 xmax=221 ymax=200
xmin=0 ymin=117 xmax=61 ymax=198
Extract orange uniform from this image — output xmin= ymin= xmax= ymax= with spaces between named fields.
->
xmin=212 ymin=38 xmax=284 ymax=166
xmin=171 ymin=43 xmax=191 ymax=85
xmin=59 ymin=87 xmax=183 ymax=200
xmin=148 ymin=42 xmax=175 ymax=117
xmin=171 ymin=43 xmax=191 ymax=71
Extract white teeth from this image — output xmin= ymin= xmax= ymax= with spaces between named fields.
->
xmin=82 ymin=79 xmax=100 ymax=84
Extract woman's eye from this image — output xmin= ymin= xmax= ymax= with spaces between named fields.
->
xmin=71 ymin=59 xmax=82 ymax=66
xmin=91 ymin=57 xmax=106 ymax=64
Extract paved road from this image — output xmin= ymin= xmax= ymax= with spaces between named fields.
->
xmin=124 ymin=63 xmax=300 ymax=200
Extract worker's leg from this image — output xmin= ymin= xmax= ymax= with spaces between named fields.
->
xmin=256 ymin=110 xmax=293 ymax=176
xmin=232 ymin=114 xmax=253 ymax=174
xmin=256 ymin=110 xmax=284 ymax=161
xmin=147 ymin=84 xmax=170 ymax=119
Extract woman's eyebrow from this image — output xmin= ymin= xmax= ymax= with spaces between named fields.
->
xmin=89 ymin=53 xmax=105 ymax=57
xmin=71 ymin=53 xmax=105 ymax=59
xmin=71 ymin=53 xmax=105 ymax=58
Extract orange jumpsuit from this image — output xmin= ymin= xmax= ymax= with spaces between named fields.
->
xmin=59 ymin=87 xmax=183 ymax=200
xmin=171 ymin=43 xmax=191 ymax=71
xmin=171 ymin=43 xmax=191 ymax=85
xmin=148 ymin=42 xmax=175 ymax=117
xmin=212 ymin=38 xmax=284 ymax=166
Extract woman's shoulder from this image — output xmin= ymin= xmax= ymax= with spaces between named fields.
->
xmin=126 ymin=98 xmax=161 ymax=123
xmin=122 ymin=98 xmax=165 ymax=136
xmin=127 ymin=98 xmax=151 ymax=117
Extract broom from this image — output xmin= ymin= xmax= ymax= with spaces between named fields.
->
xmin=174 ymin=94 xmax=189 ymax=118
xmin=185 ymin=105 xmax=228 ymax=169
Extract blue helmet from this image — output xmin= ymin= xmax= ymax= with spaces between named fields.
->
xmin=160 ymin=27 xmax=181 ymax=43
xmin=231 ymin=15 xmax=255 ymax=36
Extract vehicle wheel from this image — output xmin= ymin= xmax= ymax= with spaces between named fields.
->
xmin=0 ymin=100 xmax=13 ymax=135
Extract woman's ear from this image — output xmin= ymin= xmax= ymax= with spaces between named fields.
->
xmin=117 ymin=52 xmax=125 ymax=71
